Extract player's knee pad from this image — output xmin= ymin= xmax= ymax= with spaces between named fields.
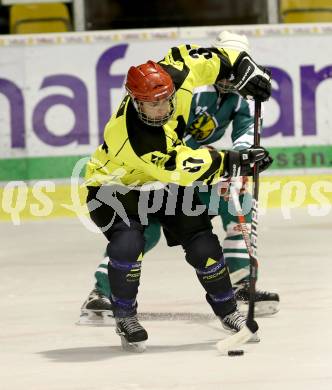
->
xmin=183 ymin=230 xmax=223 ymax=269
xmin=183 ymin=230 xmax=233 ymax=291
xmin=106 ymin=220 xmax=145 ymax=306
xmin=106 ymin=219 xmax=145 ymax=263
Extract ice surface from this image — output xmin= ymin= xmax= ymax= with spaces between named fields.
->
xmin=1 ymin=209 xmax=331 ymax=390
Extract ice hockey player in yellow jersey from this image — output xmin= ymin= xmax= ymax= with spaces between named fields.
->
xmin=84 ymin=39 xmax=272 ymax=351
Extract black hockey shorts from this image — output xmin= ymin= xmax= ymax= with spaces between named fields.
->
xmin=86 ymin=185 xmax=213 ymax=244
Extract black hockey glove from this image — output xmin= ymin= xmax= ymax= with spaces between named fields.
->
xmin=232 ymin=52 xmax=271 ymax=102
xmin=224 ymin=146 xmax=273 ymax=177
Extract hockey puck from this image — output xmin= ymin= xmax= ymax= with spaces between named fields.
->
xmin=228 ymin=350 xmax=244 ymax=356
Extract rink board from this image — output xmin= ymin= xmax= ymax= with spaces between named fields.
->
xmin=1 ymin=23 xmax=332 ymax=178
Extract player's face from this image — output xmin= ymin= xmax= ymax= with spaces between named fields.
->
xmin=216 ymin=79 xmax=236 ymax=94
xmin=134 ymin=91 xmax=176 ymax=126
xmin=140 ymin=99 xmax=172 ymax=120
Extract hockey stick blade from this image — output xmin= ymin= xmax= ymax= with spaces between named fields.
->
xmin=216 ymin=325 xmax=255 ymax=354
xmin=216 ymin=319 xmax=258 ymax=354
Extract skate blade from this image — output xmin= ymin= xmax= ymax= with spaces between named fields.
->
xmin=238 ymin=301 xmax=280 ymax=317
xmin=120 ymin=336 xmax=146 ymax=353
xmin=76 ymin=310 xmax=115 ymax=327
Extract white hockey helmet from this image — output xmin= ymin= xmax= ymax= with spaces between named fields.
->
xmin=212 ymin=30 xmax=250 ymax=54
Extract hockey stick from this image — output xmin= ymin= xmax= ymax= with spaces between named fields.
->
xmin=247 ymin=99 xmax=261 ymax=329
xmin=216 ymin=100 xmax=261 ymax=353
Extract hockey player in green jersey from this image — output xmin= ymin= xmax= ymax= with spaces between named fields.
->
xmin=79 ymin=32 xmax=279 ymax=332
xmin=82 ymin=31 xmax=272 ymax=350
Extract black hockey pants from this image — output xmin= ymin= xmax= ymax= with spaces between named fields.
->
xmin=87 ymin=185 xmax=236 ymax=318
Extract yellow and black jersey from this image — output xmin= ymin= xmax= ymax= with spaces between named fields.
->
xmin=85 ymin=44 xmax=242 ymax=187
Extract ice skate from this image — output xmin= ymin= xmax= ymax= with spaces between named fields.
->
xmin=234 ymin=281 xmax=280 ymax=316
xmin=77 ymin=288 xmax=114 ymax=326
xmin=220 ymin=309 xmax=260 ymax=343
xmin=115 ymin=315 xmax=148 ymax=353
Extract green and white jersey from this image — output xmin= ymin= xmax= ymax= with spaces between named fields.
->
xmin=184 ymin=85 xmax=255 ymax=151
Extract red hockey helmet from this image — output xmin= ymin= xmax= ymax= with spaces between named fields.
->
xmin=125 ymin=61 xmax=176 ymax=126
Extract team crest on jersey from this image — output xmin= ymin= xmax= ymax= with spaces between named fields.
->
xmin=188 ymin=112 xmax=216 ymax=141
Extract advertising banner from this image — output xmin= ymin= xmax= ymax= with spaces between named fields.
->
xmin=1 ymin=24 xmax=332 ymax=181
